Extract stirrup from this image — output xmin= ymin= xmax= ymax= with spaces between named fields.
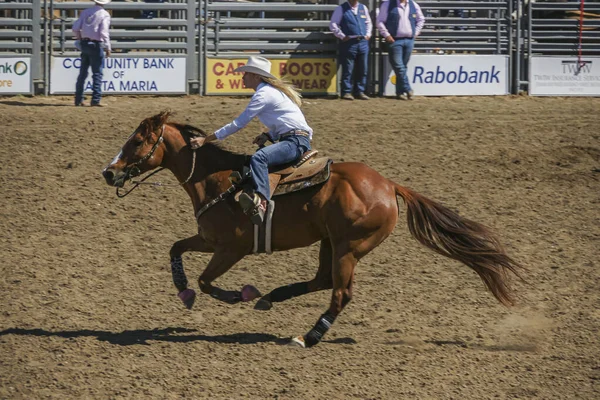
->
xmin=239 ymin=193 xmax=266 ymax=225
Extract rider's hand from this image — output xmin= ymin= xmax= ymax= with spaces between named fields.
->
xmin=190 ymin=133 xmax=217 ymax=149
xmin=190 ymin=136 xmax=206 ymax=149
xmin=105 ymin=49 xmax=111 ymax=58
xmin=385 ymin=36 xmax=395 ymax=44
xmin=342 ymin=36 xmax=350 ymax=42
xmin=252 ymin=133 xmax=269 ymax=147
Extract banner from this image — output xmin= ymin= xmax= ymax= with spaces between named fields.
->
xmin=383 ymin=55 xmax=509 ymax=96
xmin=50 ymin=56 xmax=187 ymax=94
xmin=206 ymin=57 xmax=337 ymax=95
xmin=529 ymin=56 xmax=600 ymax=96
xmin=0 ymin=57 xmax=32 ymax=95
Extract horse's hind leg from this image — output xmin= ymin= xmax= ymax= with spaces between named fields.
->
xmin=291 ymin=244 xmax=357 ymax=348
xmin=254 ymin=238 xmax=334 ymax=311
xmin=293 ymin=226 xmax=393 ymax=348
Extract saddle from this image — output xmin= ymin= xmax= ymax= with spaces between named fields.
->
xmin=231 ymin=150 xmax=333 ymax=198
xmin=268 ymin=150 xmax=332 ymax=197
xmin=230 ymin=150 xmax=332 ymax=255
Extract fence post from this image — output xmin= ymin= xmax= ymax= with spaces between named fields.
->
xmin=186 ymin=0 xmax=197 ymax=93
xmin=32 ymin=0 xmax=42 ymax=84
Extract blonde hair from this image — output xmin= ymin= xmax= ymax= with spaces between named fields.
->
xmin=261 ymin=76 xmax=303 ymax=107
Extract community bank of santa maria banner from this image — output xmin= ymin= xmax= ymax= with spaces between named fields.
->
xmin=383 ymin=54 xmax=509 ymax=96
xmin=529 ymin=56 xmax=600 ymax=96
xmin=50 ymin=56 xmax=186 ymax=94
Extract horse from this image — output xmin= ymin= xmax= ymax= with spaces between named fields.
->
xmin=102 ymin=111 xmax=524 ymax=348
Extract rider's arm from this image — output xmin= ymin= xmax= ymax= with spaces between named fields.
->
xmin=213 ymin=92 xmax=265 ymax=140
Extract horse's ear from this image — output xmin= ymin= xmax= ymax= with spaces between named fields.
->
xmin=151 ymin=110 xmax=172 ymax=130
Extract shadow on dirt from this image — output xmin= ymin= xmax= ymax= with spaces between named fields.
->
xmin=0 ymin=101 xmax=72 ymax=107
xmin=0 ymin=327 xmax=280 ymax=346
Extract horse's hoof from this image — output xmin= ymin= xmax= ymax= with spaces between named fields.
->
xmin=288 ymin=336 xmax=306 ymax=348
xmin=178 ymin=289 xmax=196 ymax=310
xmin=254 ymin=297 xmax=272 ymax=311
xmin=241 ymin=284 xmax=261 ymax=302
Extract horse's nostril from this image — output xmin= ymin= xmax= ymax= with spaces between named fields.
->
xmin=103 ymin=169 xmax=115 ymax=183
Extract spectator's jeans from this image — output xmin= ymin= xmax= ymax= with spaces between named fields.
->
xmin=250 ymin=135 xmax=311 ymax=201
xmin=75 ymin=41 xmax=105 ymax=105
xmin=339 ymin=39 xmax=369 ymax=95
xmin=389 ymin=38 xmax=414 ymax=95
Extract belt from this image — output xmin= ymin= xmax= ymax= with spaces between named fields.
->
xmin=280 ymin=129 xmax=310 ymax=139
xmin=82 ymin=38 xmax=101 ymax=43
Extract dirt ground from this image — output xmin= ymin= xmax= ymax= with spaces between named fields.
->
xmin=0 ymin=94 xmax=598 ymax=399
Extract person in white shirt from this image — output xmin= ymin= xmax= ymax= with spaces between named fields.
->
xmin=190 ymin=56 xmax=313 ymax=225
xmin=72 ymin=0 xmax=112 ymax=106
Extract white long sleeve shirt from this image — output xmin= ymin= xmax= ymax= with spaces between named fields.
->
xmin=214 ymin=82 xmax=313 ymax=141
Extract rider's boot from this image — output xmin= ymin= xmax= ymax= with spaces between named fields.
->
xmin=239 ymin=192 xmax=267 ymax=225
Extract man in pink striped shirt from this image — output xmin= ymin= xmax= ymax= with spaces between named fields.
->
xmin=376 ymin=0 xmax=425 ymax=100
xmin=72 ymin=0 xmax=112 ymax=107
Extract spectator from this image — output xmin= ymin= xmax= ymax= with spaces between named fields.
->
xmin=376 ymin=0 xmax=425 ymax=100
xmin=329 ymin=0 xmax=373 ymax=101
xmin=72 ymin=0 xmax=112 ymax=107
xmin=440 ymin=8 xmax=467 ymax=31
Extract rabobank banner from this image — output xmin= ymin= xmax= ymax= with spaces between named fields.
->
xmin=383 ymin=55 xmax=509 ymax=96
xmin=529 ymin=56 xmax=600 ymax=96
xmin=50 ymin=56 xmax=187 ymax=94
xmin=0 ymin=57 xmax=32 ymax=95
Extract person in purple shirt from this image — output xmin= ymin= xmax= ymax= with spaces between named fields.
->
xmin=72 ymin=0 xmax=112 ymax=107
xmin=377 ymin=0 xmax=425 ymax=100
xmin=329 ymin=0 xmax=373 ymax=101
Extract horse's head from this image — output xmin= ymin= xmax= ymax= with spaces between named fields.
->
xmin=102 ymin=111 xmax=172 ymax=187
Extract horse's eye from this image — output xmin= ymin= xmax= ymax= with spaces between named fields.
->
xmin=133 ymin=139 xmax=143 ymax=147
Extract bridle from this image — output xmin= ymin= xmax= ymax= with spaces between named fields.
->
xmin=116 ymin=124 xmax=197 ymax=198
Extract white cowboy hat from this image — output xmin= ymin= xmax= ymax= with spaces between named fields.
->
xmin=234 ymin=56 xmax=276 ymax=80
xmin=94 ymin=0 xmax=111 ymax=5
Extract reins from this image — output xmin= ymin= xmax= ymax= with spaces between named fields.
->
xmin=115 ymin=122 xmax=243 ymax=221
xmin=116 ymin=124 xmax=198 ymax=198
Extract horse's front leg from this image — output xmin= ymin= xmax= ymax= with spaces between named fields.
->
xmin=169 ymin=234 xmax=214 ymax=309
xmin=198 ymin=248 xmax=261 ymax=305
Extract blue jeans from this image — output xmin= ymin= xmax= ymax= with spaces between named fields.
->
xmin=250 ymin=135 xmax=311 ymax=201
xmin=389 ymin=38 xmax=415 ymax=96
xmin=339 ymin=39 xmax=369 ymax=95
xmin=75 ymin=41 xmax=105 ymax=105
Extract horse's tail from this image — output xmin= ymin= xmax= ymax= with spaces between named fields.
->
xmin=392 ymin=181 xmax=524 ymax=306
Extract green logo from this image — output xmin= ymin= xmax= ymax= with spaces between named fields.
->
xmin=14 ymin=61 xmax=28 ymax=76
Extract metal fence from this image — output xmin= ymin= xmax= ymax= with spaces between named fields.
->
xmin=515 ymin=0 xmax=600 ymax=92
xmin=1 ymin=0 xmax=599 ymax=95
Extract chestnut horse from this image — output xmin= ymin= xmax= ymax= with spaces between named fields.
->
xmin=102 ymin=111 xmax=523 ymax=348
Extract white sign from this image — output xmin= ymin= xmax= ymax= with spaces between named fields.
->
xmin=0 ymin=57 xmax=32 ymax=95
xmin=50 ymin=56 xmax=187 ymax=94
xmin=383 ymin=55 xmax=509 ymax=96
xmin=529 ymin=56 xmax=600 ymax=96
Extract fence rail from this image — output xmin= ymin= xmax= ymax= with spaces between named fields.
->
xmin=1 ymin=0 xmax=599 ymax=95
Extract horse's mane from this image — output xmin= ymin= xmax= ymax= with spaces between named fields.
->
xmin=141 ymin=110 xmax=207 ymax=138
xmin=141 ymin=110 xmax=248 ymax=172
